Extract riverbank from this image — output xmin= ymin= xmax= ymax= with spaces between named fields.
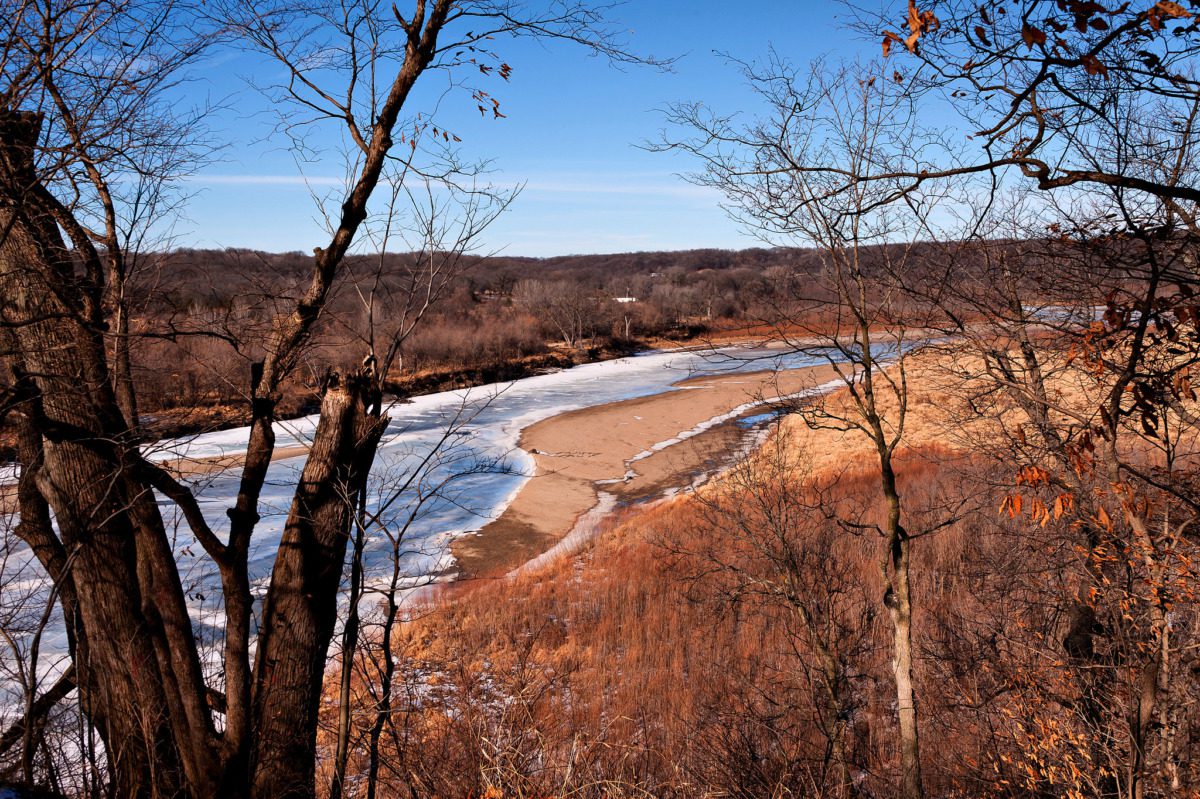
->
xmin=448 ymin=362 xmax=841 ymax=580
xmin=83 ymin=336 xmax=739 ymax=453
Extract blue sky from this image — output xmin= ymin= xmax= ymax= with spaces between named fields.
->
xmin=180 ymin=2 xmax=879 ymax=257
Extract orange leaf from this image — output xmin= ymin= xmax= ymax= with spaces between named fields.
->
xmin=1155 ymin=1 xmax=1192 ymax=19
xmin=1021 ymin=24 xmax=1047 ymax=48
xmin=907 ymin=0 xmax=922 ymax=32
xmin=897 ymin=0 xmax=939 ymax=54
xmin=882 ymin=30 xmax=903 ymax=57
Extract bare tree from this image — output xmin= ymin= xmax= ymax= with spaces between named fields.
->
xmin=676 ymin=427 xmax=877 ymax=798
xmin=906 ymin=185 xmax=1200 ymax=796
xmin=325 ymin=175 xmax=512 ymax=799
xmin=793 ymin=3 xmax=1200 ymax=795
xmin=333 ymin=392 xmax=511 ymax=799
xmin=0 ymin=1 xmax=652 ymax=796
xmin=0 ymin=514 xmax=75 ymax=789
xmin=835 ymin=0 xmax=1200 ymax=233
xmin=663 ymin=60 xmax=952 ymax=799
xmin=513 ymin=278 xmax=611 ymax=348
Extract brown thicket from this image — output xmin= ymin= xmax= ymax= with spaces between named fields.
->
xmin=321 ymin=339 xmax=1199 ymax=797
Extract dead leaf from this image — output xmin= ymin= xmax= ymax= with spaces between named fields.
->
xmin=1081 ymin=53 xmax=1109 ymax=76
xmin=882 ymin=30 xmax=903 ymax=57
xmin=1021 ymin=23 xmax=1047 ymax=48
xmin=1155 ymin=1 xmax=1192 ymax=19
xmin=898 ymin=0 xmax=939 ymax=54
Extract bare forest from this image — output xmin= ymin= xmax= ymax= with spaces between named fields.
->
xmin=84 ymin=245 xmax=856 ymax=440
xmin=2 ymin=1 xmax=1200 ymax=799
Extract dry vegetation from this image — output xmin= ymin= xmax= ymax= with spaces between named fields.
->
xmin=5 ymin=0 xmax=1200 ymax=797
xmin=315 ymin=343 xmax=1200 ymax=798
xmin=54 ymin=246 xmax=844 ymax=449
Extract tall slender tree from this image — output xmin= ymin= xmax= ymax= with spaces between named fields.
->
xmin=663 ymin=62 xmax=948 ymax=799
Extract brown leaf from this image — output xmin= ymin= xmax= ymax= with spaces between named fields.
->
xmin=1081 ymin=53 xmax=1109 ymax=76
xmin=897 ymin=0 xmax=939 ymax=53
xmin=920 ymin=7 xmax=940 ymax=32
xmin=882 ymin=30 xmax=903 ymax=57
xmin=907 ymin=0 xmax=922 ymax=33
xmin=974 ymin=24 xmax=991 ymax=45
xmin=1155 ymin=1 xmax=1192 ymax=19
xmin=1021 ymin=23 xmax=1048 ymax=48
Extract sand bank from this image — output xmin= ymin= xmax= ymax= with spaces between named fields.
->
xmin=449 ymin=363 xmax=840 ymax=579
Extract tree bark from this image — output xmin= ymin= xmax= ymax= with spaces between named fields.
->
xmin=879 ymin=463 xmax=922 ymax=799
xmin=250 ymin=371 xmax=386 ymax=799
xmin=330 ymin=489 xmax=368 ymax=799
xmin=0 ymin=110 xmax=215 ymax=797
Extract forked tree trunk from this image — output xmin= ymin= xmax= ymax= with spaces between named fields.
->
xmin=2 ymin=108 xmax=392 ymax=799
xmin=1 ymin=3 xmax=453 ymax=791
xmin=250 ymin=373 xmax=386 ymax=798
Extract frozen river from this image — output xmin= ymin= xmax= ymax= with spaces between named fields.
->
xmin=146 ymin=344 xmax=837 ymax=596
xmin=0 ymin=344 xmax=841 ymax=705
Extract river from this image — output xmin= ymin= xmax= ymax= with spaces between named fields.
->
xmin=0 ymin=343 xmax=843 ymax=705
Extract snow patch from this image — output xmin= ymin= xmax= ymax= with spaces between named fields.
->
xmin=626 ymin=378 xmax=845 ymax=465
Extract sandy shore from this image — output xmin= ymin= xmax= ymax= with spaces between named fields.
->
xmin=449 ymin=363 xmax=841 ymax=579
xmin=162 ymin=444 xmax=312 ymax=479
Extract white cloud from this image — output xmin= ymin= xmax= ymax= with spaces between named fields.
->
xmin=186 ymin=170 xmax=719 ymax=200
xmin=185 ymin=174 xmax=347 ymax=187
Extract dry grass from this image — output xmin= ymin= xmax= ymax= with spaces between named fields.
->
xmin=320 ymin=341 xmax=1200 ymax=798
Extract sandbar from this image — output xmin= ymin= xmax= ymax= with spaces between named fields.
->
xmin=449 ymin=363 xmax=840 ymax=579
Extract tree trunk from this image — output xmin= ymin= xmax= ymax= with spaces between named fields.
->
xmin=110 ymin=302 xmax=139 ymax=430
xmin=330 ymin=489 xmax=368 ymax=799
xmin=884 ymin=532 xmax=921 ymax=799
xmin=879 ymin=463 xmax=922 ymax=799
xmin=0 ymin=111 xmax=215 ymax=797
xmin=366 ymin=577 xmax=403 ymax=799
xmin=250 ymin=372 xmax=386 ymax=799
